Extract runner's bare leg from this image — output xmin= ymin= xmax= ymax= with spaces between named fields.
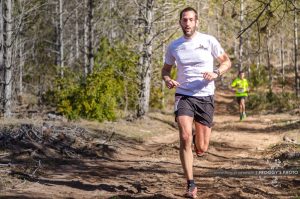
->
xmin=241 ymin=98 xmax=246 ymax=113
xmin=239 ymin=100 xmax=243 ymax=114
xmin=177 ymin=115 xmax=194 ymax=180
xmin=194 ymin=122 xmax=211 ymax=152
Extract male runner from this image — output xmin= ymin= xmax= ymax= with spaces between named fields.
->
xmin=161 ymin=7 xmax=231 ymax=198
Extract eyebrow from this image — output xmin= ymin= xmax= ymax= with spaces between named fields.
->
xmin=182 ymin=17 xmax=195 ymax=20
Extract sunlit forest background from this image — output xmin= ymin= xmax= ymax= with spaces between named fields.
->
xmin=0 ymin=0 xmax=299 ymax=121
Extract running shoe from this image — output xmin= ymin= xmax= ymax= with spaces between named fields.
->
xmin=239 ymin=113 xmax=243 ymax=121
xmin=243 ymin=112 xmax=247 ymax=119
xmin=194 ymin=145 xmax=205 ymax=157
xmin=185 ymin=186 xmax=197 ymax=198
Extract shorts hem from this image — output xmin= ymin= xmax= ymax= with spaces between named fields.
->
xmin=194 ymin=120 xmax=213 ymax=128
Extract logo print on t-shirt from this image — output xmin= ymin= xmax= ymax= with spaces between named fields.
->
xmin=195 ymin=44 xmax=208 ymax=50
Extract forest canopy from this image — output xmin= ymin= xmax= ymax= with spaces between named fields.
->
xmin=0 ymin=0 xmax=299 ymax=121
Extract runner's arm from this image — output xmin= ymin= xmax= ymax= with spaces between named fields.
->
xmin=216 ymin=52 xmax=231 ymax=76
xmin=161 ymin=63 xmax=180 ymax=89
xmin=231 ymin=79 xmax=237 ymax=87
xmin=202 ymin=52 xmax=231 ymax=81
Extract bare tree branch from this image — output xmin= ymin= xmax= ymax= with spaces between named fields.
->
xmin=236 ymin=0 xmax=271 ymax=38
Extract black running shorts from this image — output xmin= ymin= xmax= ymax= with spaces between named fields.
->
xmin=174 ymin=93 xmax=214 ymax=128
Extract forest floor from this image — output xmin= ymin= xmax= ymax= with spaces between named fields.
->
xmin=0 ymin=89 xmax=299 ymax=199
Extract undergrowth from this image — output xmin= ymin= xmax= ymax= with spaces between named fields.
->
xmin=247 ymin=91 xmax=299 ymax=113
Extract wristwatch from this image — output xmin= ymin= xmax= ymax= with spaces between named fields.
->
xmin=213 ymin=69 xmax=220 ymax=77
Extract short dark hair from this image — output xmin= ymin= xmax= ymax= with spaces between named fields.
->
xmin=180 ymin=7 xmax=198 ymax=20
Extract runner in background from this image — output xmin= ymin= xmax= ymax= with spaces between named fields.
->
xmin=231 ymin=71 xmax=249 ymax=121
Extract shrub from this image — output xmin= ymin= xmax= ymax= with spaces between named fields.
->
xmin=47 ymin=38 xmax=138 ymax=122
xmin=247 ymin=91 xmax=298 ymax=113
xmin=248 ymin=64 xmax=268 ymax=88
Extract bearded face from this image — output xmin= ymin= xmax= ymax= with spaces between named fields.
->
xmin=180 ymin=11 xmax=198 ymax=38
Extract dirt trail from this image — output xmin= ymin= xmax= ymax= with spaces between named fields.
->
xmin=0 ymin=91 xmax=299 ymax=199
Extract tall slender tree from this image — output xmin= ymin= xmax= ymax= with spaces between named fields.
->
xmin=75 ymin=0 xmax=79 ymax=59
xmin=280 ymin=28 xmax=285 ymax=92
xmin=294 ymin=0 xmax=299 ymax=97
xmin=0 ymin=0 xmax=4 ymax=115
xmin=137 ymin=0 xmax=154 ymax=117
xmin=239 ymin=0 xmax=244 ymax=72
xmin=266 ymin=28 xmax=273 ymax=94
xmin=3 ymin=0 xmax=13 ymax=117
xmin=58 ymin=0 xmax=64 ymax=77
xmin=87 ymin=0 xmax=94 ymax=74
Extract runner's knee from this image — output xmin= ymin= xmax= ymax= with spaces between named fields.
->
xmin=181 ymin=132 xmax=191 ymax=142
xmin=180 ymin=132 xmax=192 ymax=147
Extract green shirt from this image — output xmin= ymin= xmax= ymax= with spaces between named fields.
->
xmin=231 ymin=78 xmax=249 ymax=97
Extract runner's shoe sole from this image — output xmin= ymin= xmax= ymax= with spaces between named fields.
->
xmin=194 ymin=145 xmax=205 ymax=157
xmin=185 ymin=186 xmax=197 ymax=198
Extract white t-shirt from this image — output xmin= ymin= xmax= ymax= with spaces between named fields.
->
xmin=165 ymin=31 xmax=224 ymax=96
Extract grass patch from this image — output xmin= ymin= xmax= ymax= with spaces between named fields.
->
xmin=78 ymin=112 xmax=177 ymax=143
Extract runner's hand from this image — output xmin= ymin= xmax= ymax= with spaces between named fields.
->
xmin=165 ymin=79 xmax=180 ymax=89
xmin=201 ymin=72 xmax=218 ymax=81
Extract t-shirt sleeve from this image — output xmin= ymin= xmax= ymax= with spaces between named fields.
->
xmin=210 ymin=36 xmax=225 ymax=59
xmin=164 ymin=44 xmax=175 ymax=65
xmin=231 ymin=79 xmax=237 ymax=87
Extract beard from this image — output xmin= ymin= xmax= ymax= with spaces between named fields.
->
xmin=181 ymin=26 xmax=196 ymax=38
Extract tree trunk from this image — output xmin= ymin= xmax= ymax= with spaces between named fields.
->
xmin=294 ymin=0 xmax=299 ymax=98
xmin=109 ymin=0 xmax=117 ymax=44
xmin=238 ymin=0 xmax=244 ymax=71
xmin=87 ymin=0 xmax=94 ymax=74
xmin=124 ymin=81 xmax=128 ymax=115
xmin=16 ymin=0 xmax=24 ymax=96
xmin=58 ymin=0 xmax=64 ymax=77
xmin=137 ymin=4 xmax=144 ymax=116
xmin=83 ymin=0 xmax=88 ymax=77
xmin=137 ymin=0 xmax=154 ymax=117
xmin=256 ymin=29 xmax=261 ymax=72
xmin=3 ymin=0 xmax=13 ymax=117
xmin=75 ymin=0 xmax=79 ymax=59
xmin=280 ymin=34 xmax=284 ymax=92
xmin=0 ymin=0 xmax=4 ymax=115
xmin=266 ymin=29 xmax=272 ymax=94
xmin=19 ymin=37 xmax=24 ymax=95
xmin=68 ymin=34 xmax=74 ymax=67
xmin=247 ymin=39 xmax=251 ymax=79
xmin=161 ymin=0 xmax=166 ymax=110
